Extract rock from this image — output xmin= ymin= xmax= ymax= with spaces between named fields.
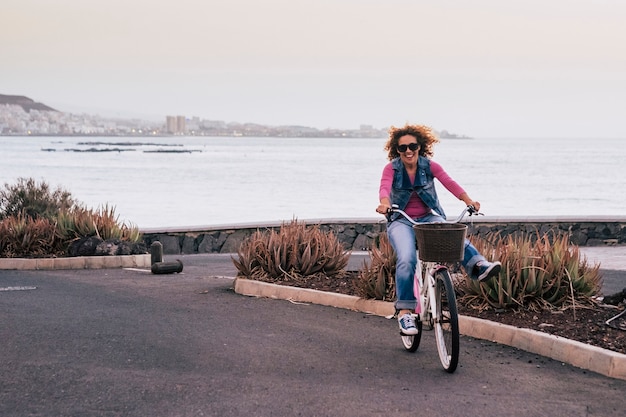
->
xmin=68 ymin=237 xmax=147 ymax=257
xmin=95 ymin=239 xmax=147 ymax=256
xmin=67 ymin=236 xmax=103 ymax=256
xmin=603 ymin=288 xmax=626 ymax=306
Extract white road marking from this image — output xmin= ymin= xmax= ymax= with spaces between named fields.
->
xmin=0 ymin=286 xmax=37 ymax=292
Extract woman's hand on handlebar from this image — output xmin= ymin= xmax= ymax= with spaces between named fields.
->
xmin=376 ymin=203 xmax=391 ymax=215
xmin=376 ymin=198 xmax=392 ymax=215
xmin=467 ymin=201 xmax=481 ymax=212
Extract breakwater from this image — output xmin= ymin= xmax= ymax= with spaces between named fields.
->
xmin=141 ymin=217 xmax=626 ymax=255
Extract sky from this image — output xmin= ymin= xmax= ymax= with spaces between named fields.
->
xmin=2 ymin=0 xmax=626 ymax=138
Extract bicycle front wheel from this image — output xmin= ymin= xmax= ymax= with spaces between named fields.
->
xmin=400 ymin=315 xmax=422 ymax=352
xmin=433 ymin=269 xmax=460 ymax=373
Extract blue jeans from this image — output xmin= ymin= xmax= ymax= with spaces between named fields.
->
xmin=386 ymin=213 xmax=485 ymax=311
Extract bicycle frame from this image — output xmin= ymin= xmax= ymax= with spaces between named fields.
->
xmin=414 ymin=262 xmax=448 ymax=330
xmin=389 ymin=204 xmax=477 ymax=372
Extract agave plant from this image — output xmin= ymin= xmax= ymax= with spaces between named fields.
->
xmin=0 ymin=214 xmax=62 ymax=258
xmin=356 ymin=232 xmax=396 ymax=301
xmin=232 ymin=219 xmax=350 ymax=282
xmin=458 ymin=231 xmax=602 ymax=311
xmin=92 ymin=204 xmax=120 ymax=240
xmin=55 ymin=204 xmax=142 ymax=244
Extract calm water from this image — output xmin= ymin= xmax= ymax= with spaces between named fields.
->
xmin=1 ymin=136 xmax=625 ymax=228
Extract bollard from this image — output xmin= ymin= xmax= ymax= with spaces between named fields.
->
xmin=150 ymin=241 xmax=163 ymax=265
xmin=151 ymin=260 xmax=184 ymax=274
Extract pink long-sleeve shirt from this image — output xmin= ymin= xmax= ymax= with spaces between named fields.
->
xmin=379 ymin=160 xmax=466 ymax=218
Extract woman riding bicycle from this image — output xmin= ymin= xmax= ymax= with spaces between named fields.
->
xmin=375 ymin=124 xmax=501 ymax=336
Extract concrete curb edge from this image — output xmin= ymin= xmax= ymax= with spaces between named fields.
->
xmin=234 ymin=278 xmax=626 ymax=381
xmin=0 ymin=254 xmax=151 ymax=270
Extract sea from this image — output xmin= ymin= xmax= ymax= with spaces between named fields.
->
xmin=1 ymin=136 xmax=625 ymax=229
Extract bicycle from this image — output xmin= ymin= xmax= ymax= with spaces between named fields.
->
xmin=387 ymin=204 xmax=479 ymax=373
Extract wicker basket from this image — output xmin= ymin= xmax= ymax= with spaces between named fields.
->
xmin=413 ymin=223 xmax=467 ymax=262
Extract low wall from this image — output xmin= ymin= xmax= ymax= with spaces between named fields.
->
xmin=141 ymin=216 xmax=626 ymax=255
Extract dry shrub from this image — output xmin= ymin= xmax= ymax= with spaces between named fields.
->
xmin=232 ymin=219 xmax=350 ymax=283
xmin=0 ymin=177 xmax=75 ymax=221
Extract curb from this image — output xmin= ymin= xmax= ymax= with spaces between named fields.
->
xmin=0 ymin=254 xmax=151 ymax=270
xmin=234 ymin=278 xmax=626 ymax=381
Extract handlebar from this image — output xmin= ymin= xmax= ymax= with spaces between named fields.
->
xmin=386 ymin=204 xmax=482 ymax=225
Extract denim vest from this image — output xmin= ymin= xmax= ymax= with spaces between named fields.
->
xmin=389 ymin=156 xmax=446 ymax=220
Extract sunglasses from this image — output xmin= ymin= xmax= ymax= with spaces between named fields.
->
xmin=397 ymin=143 xmax=419 ymax=153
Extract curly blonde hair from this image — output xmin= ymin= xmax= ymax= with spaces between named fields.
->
xmin=384 ymin=124 xmax=440 ymax=161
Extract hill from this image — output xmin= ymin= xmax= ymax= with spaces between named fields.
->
xmin=0 ymin=94 xmax=57 ymax=112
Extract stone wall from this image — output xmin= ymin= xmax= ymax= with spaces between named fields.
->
xmin=141 ymin=217 xmax=626 ymax=255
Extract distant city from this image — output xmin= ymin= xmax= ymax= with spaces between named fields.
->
xmin=0 ymin=94 xmax=470 ymax=139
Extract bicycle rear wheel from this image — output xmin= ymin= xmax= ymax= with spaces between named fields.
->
xmin=400 ymin=315 xmax=422 ymax=352
xmin=433 ymin=269 xmax=460 ymax=373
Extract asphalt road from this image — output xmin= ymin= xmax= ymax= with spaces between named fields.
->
xmin=1 ymin=255 xmax=625 ymax=417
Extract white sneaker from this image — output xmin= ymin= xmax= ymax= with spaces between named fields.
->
xmin=476 ymin=261 xmax=502 ymax=281
xmin=398 ymin=313 xmax=418 ymax=335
